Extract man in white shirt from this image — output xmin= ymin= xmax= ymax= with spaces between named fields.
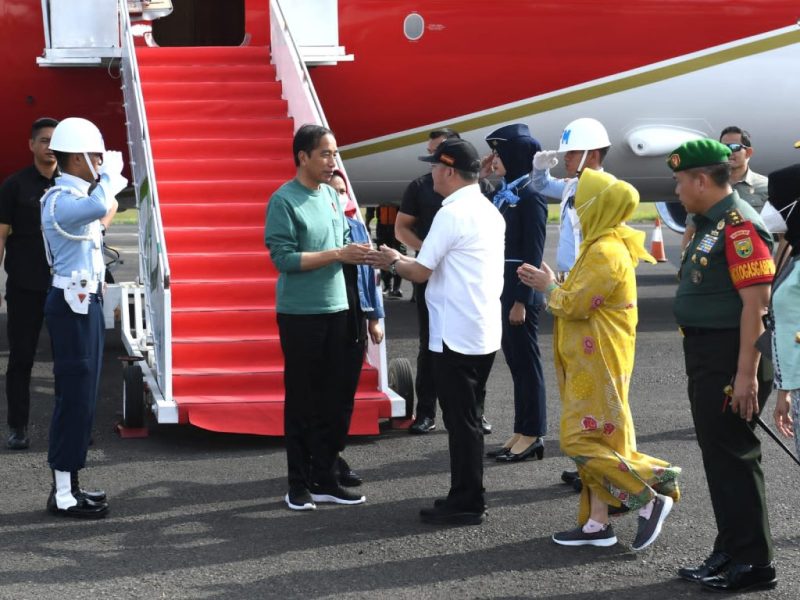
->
xmin=369 ymin=138 xmax=505 ymax=525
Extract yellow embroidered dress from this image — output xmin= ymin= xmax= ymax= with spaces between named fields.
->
xmin=549 ymin=169 xmax=681 ymax=523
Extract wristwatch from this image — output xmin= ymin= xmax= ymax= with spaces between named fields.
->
xmin=389 ymin=258 xmax=400 ymax=276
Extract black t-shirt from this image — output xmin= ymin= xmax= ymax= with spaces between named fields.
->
xmin=0 ymin=165 xmax=54 ymax=290
xmin=399 ymin=173 xmax=494 ymax=241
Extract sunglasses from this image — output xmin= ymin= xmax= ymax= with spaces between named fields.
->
xmin=725 ymin=143 xmax=748 ymax=153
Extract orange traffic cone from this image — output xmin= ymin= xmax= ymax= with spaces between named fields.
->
xmin=650 ymin=217 xmax=668 ymax=262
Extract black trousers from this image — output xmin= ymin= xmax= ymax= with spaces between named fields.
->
xmin=500 ymin=297 xmax=547 ymax=437
xmin=45 ymin=288 xmax=104 ymax=472
xmin=683 ymin=329 xmax=773 ymax=564
xmin=376 ymin=224 xmax=402 ymax=291
xmin=432 ymin=343 xmax=495 ymax=512
xmin=5 ymin=285 xmax=47 ymax=429
xmin=412 ymin=280 xmax=438 ymax=420
xmin=277 ymin=311 xmax=353 ymax=490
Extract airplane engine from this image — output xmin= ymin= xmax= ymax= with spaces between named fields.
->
xmin=655 ymin=201 xmax=688 ymax=235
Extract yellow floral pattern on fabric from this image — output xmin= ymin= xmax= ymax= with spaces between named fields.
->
xmin=550 ymin=234 xmax=680 ymax=524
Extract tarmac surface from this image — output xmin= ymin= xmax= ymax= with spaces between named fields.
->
xmin=0 ymin=224 xmax=798 ymax=599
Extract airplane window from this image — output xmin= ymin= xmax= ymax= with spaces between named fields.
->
xmin=404 ymin=13 xmax=424 ymax=41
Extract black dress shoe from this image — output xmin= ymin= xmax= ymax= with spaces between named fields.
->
xmin=496 ymin=438 xmax=544 ymax=462
xmin=677 ymin=551 xmax=730 ymax=582
xmin=420 ymin=504 xmax=484 ymax=526
xmin=409 ymin=417 xmax=436 ymax=434
xmin=6 ymin=427 xmax=29 ymax=450
xmin=47 ymin=487 xmax=109 ymax=519
xmin=433 ymin=497 xmax=488 ymax=510
xmin=481 ymin=416 xmax=492 ymax=435
xmin=486 ymin=446 xmax=511 ymax=458
xmin=336 ymin=456 xmax=363 ymax=487
xmin=701 ymin=562 xmax=777 ymax=592
xmin=561 ymin=470 xmax=583 ymax=492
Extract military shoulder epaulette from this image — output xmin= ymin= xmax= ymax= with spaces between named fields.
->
xmin=724 ymin=208 xmax=744 ymax=226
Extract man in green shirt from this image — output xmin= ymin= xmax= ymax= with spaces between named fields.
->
xmin=265 ymin=124 xmax=371 ymax=512
xmin=669 ymin=139 xmax=777 ymax=592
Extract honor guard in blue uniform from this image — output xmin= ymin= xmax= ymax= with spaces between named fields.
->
xmin=41 ymin=117 xmax=125 ymax=518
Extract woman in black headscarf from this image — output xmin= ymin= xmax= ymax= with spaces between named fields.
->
xmin=765 ymin=165 xmax=800 ymax=457
xmin=483 ymin=123 xmax=548 ymax=462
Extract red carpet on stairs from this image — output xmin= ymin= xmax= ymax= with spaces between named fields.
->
xmin=137 ymin=45 xmax=390 ymax=435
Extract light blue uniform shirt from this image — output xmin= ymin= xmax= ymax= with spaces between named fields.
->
xmin=40 ymin=173 xmax=113 ymax=282
xmin=532 ymin=168 xmax=580 ymax=272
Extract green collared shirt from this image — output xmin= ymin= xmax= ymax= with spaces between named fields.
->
xmin=674 ymin=191 xmax=773 ymax=328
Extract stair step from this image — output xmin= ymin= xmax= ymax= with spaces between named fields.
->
xmin=152 ymin=138 xmax=292 ymax=160
xmin=172 ymin=338 xmax=282 ymax=370
xmin=164 ymin=226 xmax=265 ymax=253
xmin=172 ymin=309 xmax=276 ymax=340
xmin=148 ymin=118 xmax=292 ymax=140
xmin=169 ymin=252 xmax=275 ymax=281
xmin=157 ymin=180 xmax=286 ymax=204
xmin=161 ymin=203 xmax=266 ymax=227
xmin=137 ymin=45 xmax=271 ymax=66
xmin=142 ymin=81 xmax=283 ymax=102
xmin=171 ymin=280 xmax=275 ymax=310
xmin=173 ymin=369 xmax=379 ymax=396
xmin=154 ymin=158 xmax=294 ymax=181
xmin=140 ymin=64 xmax=277 ymax=83
xmin=146 ymin=98 xmax=287 ymax=120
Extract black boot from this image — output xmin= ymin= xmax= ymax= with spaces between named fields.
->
xmin=48 ymin=470 xmax=108 ymax=519
xmin=71 ymin=471 xmax=107 ymax=503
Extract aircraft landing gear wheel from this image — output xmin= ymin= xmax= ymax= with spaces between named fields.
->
xmin=122 ymin=361 xmax=145 ymax=428
xmin=388 ymin=357 xmax=414 ymax=419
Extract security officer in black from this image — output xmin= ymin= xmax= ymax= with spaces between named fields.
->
xmin=669 ymin=139 xmax=777 ymax=592
xmin=0 ymin=117 xmax=59 ymax=450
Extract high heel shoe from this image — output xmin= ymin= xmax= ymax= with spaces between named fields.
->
xmin=496 ymin=438 xmax=544 ymax=462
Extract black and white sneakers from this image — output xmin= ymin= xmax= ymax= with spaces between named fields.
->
xmin=552 ymin=524 xmax=618 ymax=547
xmin=285 ymin=488 xmax=316 ymax=511
xmin=309 ymin=483 xmax=366 ymax=505
xmin=631 ymin=494 xmax=673 ymax=551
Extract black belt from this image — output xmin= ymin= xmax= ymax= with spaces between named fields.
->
xmin=679 ymin=326 xmax=739 ymax=337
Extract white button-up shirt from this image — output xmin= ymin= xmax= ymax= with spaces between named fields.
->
xmin=417 ymin=183 xmax=505 ymax=355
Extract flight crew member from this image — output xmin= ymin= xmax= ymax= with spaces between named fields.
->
xmin=0 ymin=117 xmax=59 ymax=450
xmin=41 ymin=117 xmax=124 ymax=518
xmin=265 ymin=124 xmax=370 ymax=511
xmin=681 ymin=126 xmax=769 ymax=249
xmin=531 ymin=117 xmax=611 ymax=489
xmin=395 ymin=128 xmax=494 ymax=436
xmin=669 ymin=139 xmax=777 ymax=592
xmin=483 ymin=123 xmax=548 ymax=462
xmin=370 ymin=138 xmax=505 ymax=525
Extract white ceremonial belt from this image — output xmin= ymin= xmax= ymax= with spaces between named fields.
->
xmin=51 ymin=274 xmax=101 ymax=293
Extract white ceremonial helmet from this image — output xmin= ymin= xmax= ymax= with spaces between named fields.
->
xmin=557 ymin=118 xmax=611 ymax=153
xmin=49 ymin=117 xmax=106 ymax=154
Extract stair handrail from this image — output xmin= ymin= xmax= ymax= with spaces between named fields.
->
xmin=117 ymin=0 xmax=173 ymax=403
xmin=269 ymin=0 xmax=390 ymax=394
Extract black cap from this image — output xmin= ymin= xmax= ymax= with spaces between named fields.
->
xmin=418 ymin=138 xmax=481 ymax=173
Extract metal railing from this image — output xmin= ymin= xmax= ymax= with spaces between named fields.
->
xmin=118 ymin=0 xmax=175 ymax=419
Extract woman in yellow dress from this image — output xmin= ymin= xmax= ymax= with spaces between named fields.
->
xmin=518 ymin=168 xmax=680 ymax=550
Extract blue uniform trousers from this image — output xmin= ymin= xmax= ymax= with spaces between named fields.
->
xmin=45 ymin=288 xmax=104 ymax=472
xmin=500 ymin=297 xmax=547 ymax=437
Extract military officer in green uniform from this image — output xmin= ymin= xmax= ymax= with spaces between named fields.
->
xmin=669 ymin=139 xmax=777 ymax=593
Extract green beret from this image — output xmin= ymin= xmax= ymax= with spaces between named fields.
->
xmin=666 ymin=139 xmax=731 ymax=172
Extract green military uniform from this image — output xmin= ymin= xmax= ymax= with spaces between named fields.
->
xmin=670 ymin=140 xmax=776 ymax=566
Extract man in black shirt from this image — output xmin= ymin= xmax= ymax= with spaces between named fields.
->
xmin=0 ymin=117 xmax=59 ymax=449
xmin=395 ymin=128 xmax=494 ymax=435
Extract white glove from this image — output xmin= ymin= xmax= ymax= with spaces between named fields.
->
xmin=99 ymin=150 xmax=124 ymax=177
xmin=98 ymin=150 xmax=127 ymax=196
xmin=533 ymin=150 xmax=559 ymax=171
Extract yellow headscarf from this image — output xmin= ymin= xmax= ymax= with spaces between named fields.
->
xmin=573 ymin=168 xmax=656 ymax=266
